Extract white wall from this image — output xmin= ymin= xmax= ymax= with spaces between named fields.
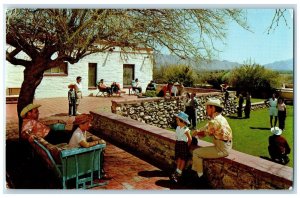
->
xmin=6 ymin=50 xmax=153 ymax=98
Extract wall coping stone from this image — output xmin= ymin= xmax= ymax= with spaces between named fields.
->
xmin=91 ymin=111 xmax=293 ymax=186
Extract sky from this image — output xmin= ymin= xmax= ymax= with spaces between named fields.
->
xmin=215 ymin=8 xmax=294 ymax=65
xmin=0 ymin=1 xmax=299 ymax=197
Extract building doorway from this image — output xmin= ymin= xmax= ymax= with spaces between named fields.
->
xmin=123 ymin=64 xmax=135 ymax=87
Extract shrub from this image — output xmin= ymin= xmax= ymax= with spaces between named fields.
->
xmin=228 ymin=64 xmax=281 ymax=98
xmin=144 ymin=90 xmax=157 ymax=97
xmin=153 ymin=64 xmax=197 ymax=87
xmin=197 ymin=70 xmax=229 ymax=89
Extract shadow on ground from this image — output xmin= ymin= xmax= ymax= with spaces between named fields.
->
xmin=154 ymin=172 xmax=210 ymax=190
xmin=138 ymin=168 xmax=210 ymax=189
xmin=138 ymin=170 xmax=169 ymax=178
xmin=227 ymin=115 xmax=248 ymax=120
xmin=249 ymin=127 xmax=270 ymax=130
xmin=6 ymin=139 xmax=61 ymax=189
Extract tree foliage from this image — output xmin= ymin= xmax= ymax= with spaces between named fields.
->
xmin=153 ymin=64 xmax=197 ymax=87
xmin=6 ymin=8 xmax=249 ymax=133
xmin=10 ymin=8 xmax=292 ymax=135
xmin=197 ymin=70 xmax=230 ymax=89
xmin=228 ymin=64 xmax=281 ymax=98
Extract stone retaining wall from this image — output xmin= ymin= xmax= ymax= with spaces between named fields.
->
xmin=111 ymin=92 xmax=267 ymax=129
xmin=91 ymin=111 xmax=293 ymax=189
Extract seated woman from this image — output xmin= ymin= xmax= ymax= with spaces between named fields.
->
xmin=157 ymin=82 xmax=173 ymax=97
xmin=69 ymin=114 xmax=111 ymax=180
xmin=111 ymin=82 xmax=120 ymax=95
xmin=98 ymin=79 xmax=112 ymax=96
xmin=146 ymin=80 xmax=156 ymax=91
xmin=132 ymin=78 xmax=142 ymax=95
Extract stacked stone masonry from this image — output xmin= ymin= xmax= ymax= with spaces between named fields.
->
xmin=111 ymin=92 xmax=267 ymax=129
xmin=91 ymin=111 xmax=293 ymax=189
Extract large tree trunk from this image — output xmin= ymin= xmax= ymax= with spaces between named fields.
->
xmin=17 ymin=64 xmax=45 ymax=139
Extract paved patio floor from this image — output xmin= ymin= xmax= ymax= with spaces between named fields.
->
xmin=5 ymin=95 xmax=210 ymax=191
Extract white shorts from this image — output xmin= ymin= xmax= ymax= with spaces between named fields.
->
xmin=269 ymin=107 xmax=278 ymax=116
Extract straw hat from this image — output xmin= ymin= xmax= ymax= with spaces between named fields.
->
xmin=205 ymin=98 xmax=224 ymax=109
xmin=73 ymin=114 xmax=93 ymax=125
xmin=175 ymin=111 xmax=190 ymax=125
xmin=20 ymin=103 xmax=41 ymax=118
xmin=271 ymin=127 xmax=282 ymax=136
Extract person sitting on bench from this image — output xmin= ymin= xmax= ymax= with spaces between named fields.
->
xmin=21 ymin=103 xmax=70 ymax=144
xmin=111 ymin=82 xmax=120 ymax=95
xmin=132 ymin=78 xmax=142 ymax=95
xmin=146 ymin=80 xmax=156 ymax=91
xmin=98 ymin=79 xmax=112 ymax=96
xmin=69 ymin=114 xmax=111 ymax=180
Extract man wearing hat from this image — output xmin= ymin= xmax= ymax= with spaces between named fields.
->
xmin=191 ymin=98 xmax=232 ymax=179
xmin=21 ymin=103 xmax=69 ymax=144
xmin=268 ymin=127 xmax=290 ymax=165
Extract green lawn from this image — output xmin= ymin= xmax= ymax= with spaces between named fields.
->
xmin=170 ymin=105 xmax=294 ymax=167
xmin=236 ymin=97 xmax=264 ymax=104
xmin=199 ymin=105 xmax=294 ymax=167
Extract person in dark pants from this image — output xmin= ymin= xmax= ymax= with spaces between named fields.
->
xmin=224 ymin=90 xmax=229 ymax=108
xmin=277 ymin=97 xmax=287 ymax=131
xmin=268 ymin=127 xmax=290 ymax=165
xmin=244 ymin=92 xmax=251 ymax=118
xmin=237 ymin=94 xmax=244 ymax=118
xmin=184 ymin=92 xmax=198 ymax=129
xmin=68 ymin=84 xmax=77 ymax=116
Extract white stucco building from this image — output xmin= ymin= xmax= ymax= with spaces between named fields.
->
xmin=6 ymin=47 xmax=153 ymax=98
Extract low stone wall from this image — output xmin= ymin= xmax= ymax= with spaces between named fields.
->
xmin=111 ymin=93 xmax=267 ymax=129
xmin=91 ymin=111 xmax=293 ymax=189
xmin=156 ymin=84 xmax=220 ymax=94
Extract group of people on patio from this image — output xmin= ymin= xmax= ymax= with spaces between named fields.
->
xmin=20 ymin=76 xmax=291 ymax=186
xmin=20 ymin=104 xmax=112 ymax=181
xmin=97 ymin=79 xmax=121 ymax=97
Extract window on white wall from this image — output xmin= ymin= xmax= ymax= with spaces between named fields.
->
xmin=88 ymin=63 xmax=97 ymax=88
xmin=123 ymin=64 xmax=135 ymax=87
xmin=44 ymin=62 xmax=68 ymax=76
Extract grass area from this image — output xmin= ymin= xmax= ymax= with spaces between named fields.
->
xmin=170 ymin=105 xmax=294 ymax=167
xmin=199 ymin=105 xmax=294 ymax=167
xmin=235 ymin=97 xmax=264 ymax=104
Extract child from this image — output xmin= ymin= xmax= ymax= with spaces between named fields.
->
xmin=277 ymin=97 xmax=287 ymax=131
xmin=68 ymin=84 xmax=77 ymax=116
xmin=68 ymin=114 xmax=111 ymax=180
xmin=68 ymin=114 xmax=104 ymax=148
xmin=170 ymin=112 xmax=192 ymax=183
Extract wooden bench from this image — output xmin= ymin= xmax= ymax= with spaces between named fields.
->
xmin=6 ymin=87 xmax=21 ymax=104
xmin=22 ymin=121 xmax=108 ymax=189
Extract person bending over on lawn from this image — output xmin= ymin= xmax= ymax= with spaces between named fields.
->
xmin=69 ymin=114 xmax=111 ymax=179
xmin=191 ymin=98 xmax=232 ymax=179
xmin=268 ymin=127 xmax=290 ymax=165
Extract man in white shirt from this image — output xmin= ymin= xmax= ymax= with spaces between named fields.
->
xmin=75 ymin=76 xmax=82 ymax=115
